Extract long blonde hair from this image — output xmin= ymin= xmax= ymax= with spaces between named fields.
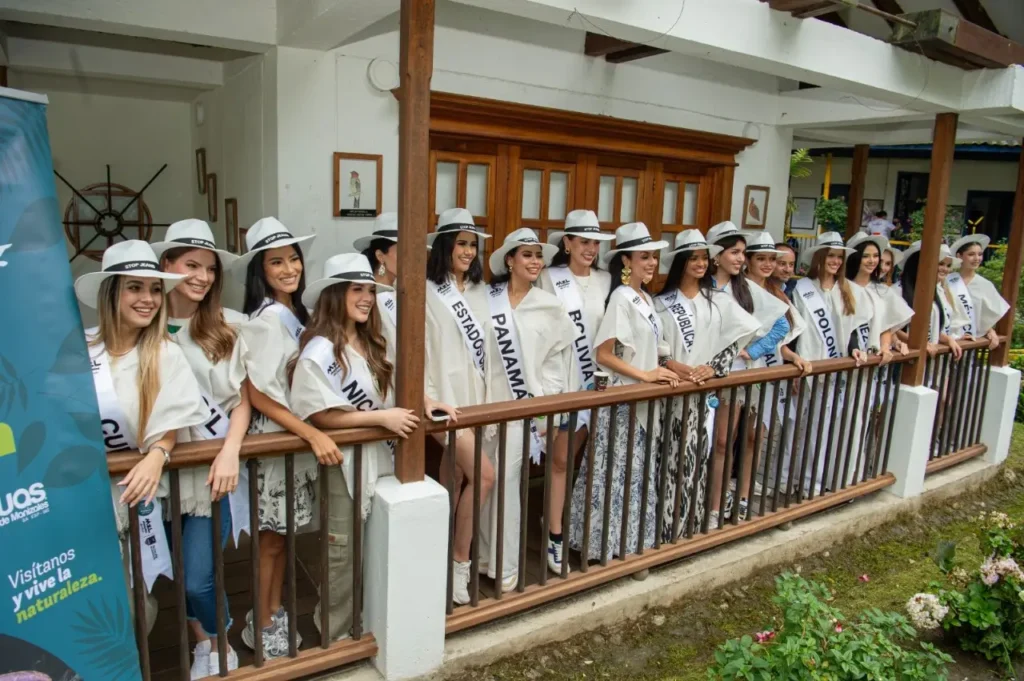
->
xmin=160 ymin=247 xmax=237 ymax=363
xmin=808 ymin=250 xmax=856 ymax=316
xmin=90 ymin=276 xmax=169 ymax=440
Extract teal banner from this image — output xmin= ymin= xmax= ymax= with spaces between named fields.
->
xmin=0 ymin=90 xmax=142 ymax=680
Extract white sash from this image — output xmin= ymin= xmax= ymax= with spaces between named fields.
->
xmin=855 ymin=322 xmax=871 ymax=352
xmin=796 ymin=278 xmax=841 ymax=359
xmin=192 ymin=391 xmax=250 ymax=545
xmin=257 ymin=299 xmax=305 ymax=341
xmin=378 ymin=291 xmax=398 ymax=329
xmin=428 ymin=279 xmax=486 ymax=377
xmin=549 ymin=267 xmax=597 ymax=391
xmin=761 ymin=344 xmax=790 ymax=428
xmin=87 ymin=332 xmax=172 ymax=592
xmin=656 ymin=289 xmax=696 ymax=355
xmin=937 ymin=287 xmax=953 ymax=337
xmin=488 ymin=284 xmax=544 ymax=464
xmin=626 ymin=289 xmax=662 ymax=338
xmin=946 ymin=273 xmax=974 ymax=336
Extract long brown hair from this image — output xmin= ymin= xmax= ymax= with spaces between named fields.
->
xmin=292 ymin=283 xmax=393 ymax=400
xmin=808 ymin=249 xmax=856 ymax=316
xmin=160 ymin=247 xmax=237 ymax=363
xmin=90 ymin=276 xmax=169 ymax=440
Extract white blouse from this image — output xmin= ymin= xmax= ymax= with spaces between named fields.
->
xmin=538 ymin=266 xmax=612 ymax=350
xmin=655 ymin=288 xmax=760 ymax=368
xmin=965 ymin=274 xmax=1011 ymax=336
xmin=424 ymin=278 xmax=490 ymax=409
xmin=595 ymin=286 xmax=670 ymax=385
xmin=793 ymin=279 xmax=874 ymax=361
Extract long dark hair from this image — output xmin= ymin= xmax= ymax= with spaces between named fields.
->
xmin=658 ymin=249 xmax=715 ymax=309
xmin=361 ymin=238 xmax=396 ymax=274
xmin=550 ymin=235 xmax=603 ymax=270
xmin=845 ymin=242 xmax=882 ymax=284
xmin=710 ymin=235 xmax=754 ymax=313
xmin=489 ymin=245 xmax=519 ymax=287
xmin=605 ymin=251 xmax=658 ymax=307
xmin=900 ymin=251 xmax=944 ymax=332
xmin=160 ymin=247 xmax=237 ymax=363
xmin=426 ymin=232 xmax=484 ymax=286
xmin=242 ymin=244 xmax=309 ymax=324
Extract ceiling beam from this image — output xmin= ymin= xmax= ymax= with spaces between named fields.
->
xmin=950 ymin=0 xmax=1000 ymax=36
xmin=892 ymin=10 xmax=1024 ymax=70
xmin=584 ymin=31 xmax=667 ymax=63
xmin=869 ymin=0 xmax=904 ymax=28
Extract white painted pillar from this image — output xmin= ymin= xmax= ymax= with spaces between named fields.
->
xmin=364 ymin=477 xmax=449 ymax=680
xmin=884 ymin=385 xmax=938 ymax=498
xmin=980 ymin=366 xmax=1022 ymax=465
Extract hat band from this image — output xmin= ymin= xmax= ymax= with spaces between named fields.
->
xmin=105 ymin=260 xmax=160 ymax=273
xmin=565 ymin=225 xmax=601 ymax=234
xmin=616 ymin=235 xmax=653 ymax=250
xmin=251 ymin=231 xmax=296 ymax=250
xmin=331 ymin=271 xmax=375 ymax=282
xmin=437 ymin=222 xmax=479 ymax=234
xmin=374 ymin=229 xmax=399 ymax=239
xmin=674 ymin=241 xmax=707 ymax=251
xmin=820 ymin=241 xmax=843 ymax=248
xmin=746 ymin=244 xmax=777 ymax=252
xmin=512 ymin=238 xmax=539 ymax=245
xmin=171 ymin=237 xmax=217 ymax=249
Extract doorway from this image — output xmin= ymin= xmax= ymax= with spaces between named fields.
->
xmin=965 ymin=190 xmax=1016 ymax=243
xmin=894 ymin=172 xmax=930 ymax=227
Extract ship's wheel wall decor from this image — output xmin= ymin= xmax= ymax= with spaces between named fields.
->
xmin=59 ymin=163 xmax=169 ymax=263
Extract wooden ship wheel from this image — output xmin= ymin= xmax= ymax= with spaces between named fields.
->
xmin=59 ymin=164 xmax=169 ymax=263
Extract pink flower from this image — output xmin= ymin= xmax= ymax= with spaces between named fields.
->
xmin=754 ymin=630 xmax=776 ymax=643
xmin=834 ymin=624 xmax=843 ymax=633
xmin=858 ymin=574 xmax=870 ymax=583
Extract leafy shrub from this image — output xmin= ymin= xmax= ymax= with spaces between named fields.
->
xmin=706 ymin=573 xmax=953 ymax=680
xmin=814 ymin=197 xmax=848 ymax=231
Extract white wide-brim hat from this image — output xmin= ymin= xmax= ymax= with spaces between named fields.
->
xmin=659 ymin=229 xmax=721 ymax=274
xmin=426 ymin=207 xmax=491 ymax=248
xmin=900 ymin=241 xmax=962 ymax=269
xmin=887 ymin=247 xmax=904 ymax=269
xmin=705 ymin=221 xmax=743 ymax=246
xmin=232 ymin=217 xmax=314 ymax=273
xmin=799 ymin=231 xmax=855 ymax=266
xmin=353 ymin=212 xmax=399 ymax=252
xmin=74 ymin=240 xmax=186 ymax=307
xmin=950 ymin=233 xmax=990 ymax=256
xmin=302 ymin=252 xmax=394 ymax=309
xmin=744 ymin=231 xmax=782 ymax=255
xmin=546 ymin=209 xmax=616 ymax=246
xmin=489 ymin=227 xmax=559 ymax=275
xmin=600 ymin=222 xmax=669 ymax=266
xmin=846 ymin=231 xmax=889 ymax=255
xmin=151 ymin=218 xmax=239 ymax=266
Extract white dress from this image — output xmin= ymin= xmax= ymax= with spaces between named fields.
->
xmin=239 ymin=303 xmax=318 ymax=532
xmin=538 ymin=266 xmax=613 ymax=356
xmin=424 ymin=278 xmax=490 ymax=411
xmin=167 ymin=309 xmax=248 ymax=518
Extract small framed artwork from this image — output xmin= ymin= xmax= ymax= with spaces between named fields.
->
xmin=195 ymin=148 xmax=207 ymax=194
xmin=206 ymin=173 xmax=218 ymax=222
xmin=742 ymin=185 xmax=771 ymax=229
xmin=861 ymin=198 xmax=884 ymax=226
xmin=333 ymin=152 xmax=382 ymax=218
xmin=790 ymin=197 xmax=817 ymax=234
xmin=224 ymin=198 xmax=238 ymax=253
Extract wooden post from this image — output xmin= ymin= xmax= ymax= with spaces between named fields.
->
xmin=902 ymin=113 xmax=958 ymax=386
xmin=823 ymin=154 xmax=832 ymax=200
xmin=845 ymin=144 xmax=869 ymax=239
xmin=991 ymin=140 xmax=1024 ymax=367
xmin=393 ymin=0 xmax=434 ymax=482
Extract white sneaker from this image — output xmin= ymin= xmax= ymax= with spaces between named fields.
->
xmin=190 ymin=640 xmax=211 ymax=680
xmin=208 ymin=647 xmax=239 ymax=676
xmin=272 ymin=607 xmax=302 ymax=650
xmin=707 ymin=510 xmax=720 ymax=529
xmin=452 ymin=560 xmax=471 ymax=605
xmin=500 ymin=573 xmax=518 ymax=593
xmin=241 ymin=609 xmax=289 ymax=660
xmin=547 ymin=536 xmax=570 ymax=575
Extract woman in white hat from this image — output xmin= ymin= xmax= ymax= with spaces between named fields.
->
xmin=354 ymin=212 xmax=399 ymax=350
xmin=290 ymin=253 xmax=457 ymax=641
xmin=949 ymin=234 xmax=1009 ymax=348
xmin=845 ymin=232 xmax=912 ymax=361
xmin=424 ymin=208 xmax=496 ymax=605
xmin=74 ymin=240 xmax=208 ymax=636
xmin=568 ymin=222 xmax=679 ymax=561
xmin=153 ymin=219 xmax=247 ymax=676
xmin=234 ymin=217 xmax=339 ymax=657
xmin=654 ymin=230 xmax=761 ymax=540
xmin=879 ymin=244 xmax=899 ymax=287
xmin=537 ymin=209 xmax=615 ymax=573
xmin=483 ymin=228 xmax=579 ymax=583
xmin=897 ymin=242 xmax=968 ymax=360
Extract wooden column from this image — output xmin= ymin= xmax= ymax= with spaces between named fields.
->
xmin=991 ymin=140 xmax=1024 ymax=367
xmin=902 ymin=113 xmax=958 ymax=386
xmin=393 ymin=0 xmax=434 ymax=482
xmin=845 ymin=144 xmax=869 ymax=239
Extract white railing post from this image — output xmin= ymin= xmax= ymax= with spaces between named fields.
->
xmin=885 ymin=383 xmax=938 ymax=498
xmin=980 ymin=365 xmax=1021 ymax=465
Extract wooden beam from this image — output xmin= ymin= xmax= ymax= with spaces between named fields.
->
xmin=845 ymin=144 xmax=870 ymax=240
xmin=891 ymin=10 xmax=1024 ymax=70
xmin=992 ymin=138 xmax=1024 ymax=367
xmin=950 ymin=0 xmax=1000 ymax=36
xmin=869 ymin=0 xmax=904 ymax=28
xmin=394 ymin=0 xmax=435 ymax=483
xmin=584 ymin=31 xmax=668 ymax=63
xmin=605 ymin=45 xmax=669 ymax=63
xmin=903 ymin=113 xmax=958 ymax=387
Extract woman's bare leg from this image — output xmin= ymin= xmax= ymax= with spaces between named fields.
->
xmin=450 ymin=430 xmax=495 ymax=563
xmin=547 ymin=426 xmax=587 ymax=534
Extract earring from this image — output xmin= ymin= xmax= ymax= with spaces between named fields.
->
xmin=378 ymin=263 xmax=386 ymax=277
xmin=621 ymin=264 xmax=632 ymax=285
xmin=564 ymin=247 xmax=570 ymax=255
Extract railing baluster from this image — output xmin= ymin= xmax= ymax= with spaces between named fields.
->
xmin=699 ymin=393 xmax=714 ymax=533
xmin=809 ymin=371 xmax=833 ymax=500
xmin=748 ymin=381 xmax=768 ymax=520
xmin=760 ymin=380 xmax=780 ymax=518
xmin=773 ymin=380 xmax=794 ymax=512
xmin=319 ymin=463 xmax=330 ymax=646
xmin=976 ymin=347 xmax=993 ymax=445
xmin=968 ymin=348 xmax=985 ymax=444
xmin=495 ymin=422 xmax=506 ymax=601
xmin=352 ymin=444 xmax=364 ymax=640
xmin=600 ymin=406 xmax=617 ymax=565
xmin=840 ymin=367 xmax=866 ymax=490
xmin=677 ymin=396 xmax=692 ymax=540
xmin=940 ymin=354 xmax=963 ymax=457
xmin=211 ymin=496 xmax=228 ymax=676
xmin=880 ymin=363 xmax=902 ymax=475
xmin=718 ymin=388 xmax=738 ymax=529
xmin=285 ymin=453 xmax=297 ymax=657
xmin=540 ymin=415 xmax=555 ymax=587
xmin=933 ymin=355 xmax=952 ymax=459
xmin=961 ymin=349 xmax=980 ymax=449
xmin=470 ymin=427 xmax=483 ymax=606
xmin=796 ymin=375 xmax=819 ymax=503
xmin=517 ymin=420 xmax=530 ymax=593
xmin=856 ymin=366 xmax=876 ymax=484
xmin=619 ymin=402 xmax=638 ymax=557
xmin=127 ymin=504 xmax=152 ymax=681
xmin=248 ymin=458 xmax=263 ymax=667
xmin=580 ymin=407 xmax=598 ymax=572
xmin=953 ymin=350 xmax=974 ymax=451
xmin=561 ymin=411 xmax=578 ymax=580
xmin=656 ymin=397 xmax=674 ymax=548
xmin=828 ymin=370 xmax=850 ymax=496
xmin=636 ymin=400 xmax=656 ymax=553
xmin=731 ymin=384 xmax=753 ymax=525
xmin=944 ymin=352 xmax=966 ymax=455
xmin=445 ymin=430 xmax=456 ymax=615
xmin=784 ymin=377 xmax=807 ymax=508
xmin=169 ymin=472 xmax=189 ymax=681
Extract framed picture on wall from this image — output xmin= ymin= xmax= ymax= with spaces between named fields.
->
xmin=742 ymin=185 xmax=770 ymax=229
xmin=195 ymin=148 xmax=207 ymax=194
xmin=861 ymin=198 xmax=884 ymax=226
xmin=206 ymin=173 xmax=218 ymax=222
xmin=790 ymin=197 xmax=817 ymax=234
xmin=225 ymin=198 xmax=238 ymax=253
xmin=333 ymin=152 xmax=382 ymax=218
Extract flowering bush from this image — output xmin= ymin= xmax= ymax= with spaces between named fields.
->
xmin=706 ymin=573 xmax=953 ymax=680
xmin=905 ymin=593 xmax=948 ymax=630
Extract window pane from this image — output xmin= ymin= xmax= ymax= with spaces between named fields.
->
xmin=620 ymin=177 xmax=637 ymax=222
xmin=597 ymin=175 xmax=616 ymax=222
xmin=522 ymin=169 xmax=542 ymax=220
xmin=547 ymin=171 xmax=569 ymax=220
xmin=466 ymin=163 xmax=489 ymax=216
xmin=435 ymin=161 xmax=458 ymax=213
xmin=683 ymin=182 xmax=699 ymax=225
xmin=662 ymin=181 xmax=679 ymax=224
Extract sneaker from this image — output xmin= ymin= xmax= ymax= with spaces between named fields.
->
xmin=452 ymin=560 xmax=471 ymax=605
xmin=547 ymin=536 xmax=570 ymax=575
xmin=500 ymin=573 xmax=518 ymax=593
xmin=707 ymin=510 xmax=720 ymax=529
xmin=207 ymin=647 xmax=239 ymax=676
xmin=190 ymin=640 xmax=211 ymax=680
xmin=272 ymin=607 xmax=302 ymax=650
xmin=241 ymin=610 xmax=289 ymax=660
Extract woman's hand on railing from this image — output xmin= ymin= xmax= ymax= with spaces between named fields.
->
xmin=986 ymin=329 xmax=1000 ymax=350
xmin=207 ymin=443 xmax=240 ymax=501
xmin=305 ymin=427 xmax=344 ymax=465
xmin=893 ymin=340 xmax=909 ymax=355
xmin=947 ymin=337 xmax=963 ymax=361
xmin=119 ymin=448 xmax=165 ymax=507
xmin=424 ymin=397 xmax=460 ymax=424
xmin=851 ymin=349 xmax=867 ymax=366
xmin=877 ymin=348 xmax=894 ymax=366
xmin=926 ymin=342 xmax=940 ymax=358
xmin=379 ymin=408 xmax=421 ymax=439
xmin=738 ymin=349 xmax=751 ymax=361
xmin=687 ymin=365 xmax=716 ymax=385
xmin=643 ymin=367 xmax=680 ymax=387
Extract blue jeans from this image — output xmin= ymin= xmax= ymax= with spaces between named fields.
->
xmin=165 ymin=497 xmax=233 ymax=637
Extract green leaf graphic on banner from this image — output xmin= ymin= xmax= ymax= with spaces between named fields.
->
xmin=0 ymin=354 xmax=16 ymax=381
xmin=8 ymin=197 xmax=61 ymax=252
xmin=50 ymin=330 xmax=89 ymax=374
xmin=71 ymin=600 xmax=138 ymax=681
xmin=68 ymin=411 xmax=102 ymax=440
xmin=16 ymin=421 xmax=44 ymax=473
xmin=43 ymin=445 xmax=101 ymax=487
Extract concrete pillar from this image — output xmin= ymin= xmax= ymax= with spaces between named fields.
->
xmin=885 ymin=384 xmax=938 ymax=498
xmin=980 ymin=366 xmax=1022 ymax=465
xmin=364 ymin=477 xmax=449 ymax=680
